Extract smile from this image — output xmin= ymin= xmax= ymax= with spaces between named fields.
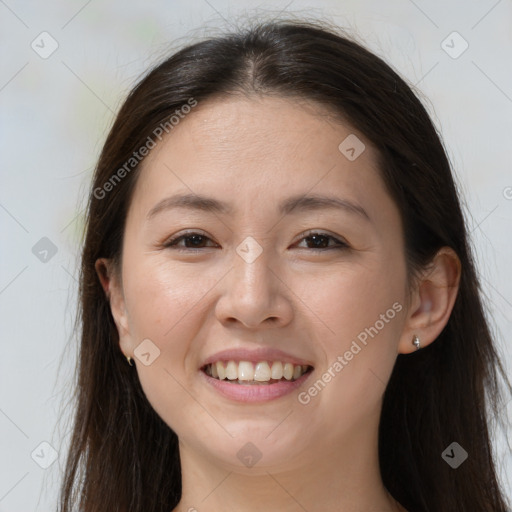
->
xmin=199 ymin=360 xmax=314 ymax=403
xmin=202 ymin=360 xmax=312 ymax=384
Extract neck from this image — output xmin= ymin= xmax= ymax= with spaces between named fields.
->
xmin=172 ymin=408 xmax=404 ymax=512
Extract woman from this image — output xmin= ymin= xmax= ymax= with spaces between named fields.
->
xmin=58 ymin=19 xmax=512 ymax=512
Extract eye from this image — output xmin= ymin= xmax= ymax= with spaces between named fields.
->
xmin=162 ymin=230 xmax=349 ymax=252
xmin=162 ymin=231 xmax=218 ymax=251
xmin=294 ymin=231 xmax=349 ymax=251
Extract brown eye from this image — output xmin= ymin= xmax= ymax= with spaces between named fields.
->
xmin=162 ymin=230 xmax=348 ymax=252
xmin=295 ymin=231 xmax=349 ymax=251
xmin=163 ymin=232 xmax=217 ymax=250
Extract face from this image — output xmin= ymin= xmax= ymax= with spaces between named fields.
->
xmin=108 ymin=95 xmax=410 ymax=473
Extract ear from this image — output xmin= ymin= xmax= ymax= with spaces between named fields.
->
xmin=398 ymin=247 xmax=461 ymax=354
xmin=95 ymin=258 xmax=134 ymax=358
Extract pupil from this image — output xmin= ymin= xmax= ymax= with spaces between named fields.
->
xmin=189 ymin=235 xmax=204 ymax=246
xmin=310 ymin=235 xmax=327 ymax=248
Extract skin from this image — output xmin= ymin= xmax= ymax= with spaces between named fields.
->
xmin=97 ymin=95 xmax=460 ymax=512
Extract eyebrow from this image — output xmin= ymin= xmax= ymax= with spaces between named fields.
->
xmin=147 ymin=192 xmax=371 ymax=222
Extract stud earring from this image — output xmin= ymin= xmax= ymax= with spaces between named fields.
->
xmin=412 ymin=334 xmax=421 ymax=351
xmin=126 ymin=355 xmax=134 ymax=366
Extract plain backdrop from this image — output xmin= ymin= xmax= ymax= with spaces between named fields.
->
xmin=0 ymin=1 xmax=511 ymax=510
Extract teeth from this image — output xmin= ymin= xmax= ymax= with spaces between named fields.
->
xmin=225 ymin=361 xmax=238 ymax=380
xmin=205 ymin=360 xmax=310 ymax=382
xmin=271 ymin=361 xmax=283 ymax=379
xmin=254 ymin=362 xmax=271 ymax=381
xmin=238 ymin=361 xmax=254 ymax=381
xmin=283 ymin=363 xmax=294 ymax=380
xmin=216 ymin=361 xmax=226 ymax=380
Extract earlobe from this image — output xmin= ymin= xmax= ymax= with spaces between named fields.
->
xmin=399 ymin=247 xmax=461 ymax=354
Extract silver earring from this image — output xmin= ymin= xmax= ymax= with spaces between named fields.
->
xmin=412 ymin=334 xmax=421 ymax=351
xmin=126 ymin=355 xmax=134 ymax=366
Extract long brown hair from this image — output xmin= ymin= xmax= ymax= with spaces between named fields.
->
xmin=58 ymin=19 xmax=512 ymax=512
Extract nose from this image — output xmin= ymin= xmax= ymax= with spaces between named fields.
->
xmin=214 ymin=240 xmax=294 ymax=329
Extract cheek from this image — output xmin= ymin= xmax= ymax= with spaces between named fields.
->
xmin=302 ymin=261 xmax=405 ymax=413
xmin=122 ymin=260 xmax=214 ymax=432
xmin=123 ymin=256 xmax=214 ymax=341
xmin=120 ymin=258 xmax=209 ymax=403
xmin=305 ymin=257 xmax=405 ymax=343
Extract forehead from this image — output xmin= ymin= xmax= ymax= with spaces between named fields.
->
xmin=153 ymin=95 xmax=361 ymax=165
xmin=129 ymin=95 xmax=392 ymax=222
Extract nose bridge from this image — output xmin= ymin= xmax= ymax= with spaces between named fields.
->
xmin=232 ymin=235 xmax=274 ymax=300
xmin=215 ymin=234 xmax=291 ymax=327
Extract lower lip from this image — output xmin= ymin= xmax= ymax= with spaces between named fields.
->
xmin=199 ymin=368 xmax=313 ymax=403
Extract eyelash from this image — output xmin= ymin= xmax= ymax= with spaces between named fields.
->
xmin=162 ymin=230 xmax=349 ymax=252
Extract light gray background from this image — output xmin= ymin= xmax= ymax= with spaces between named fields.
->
xmin=1 ymin=1 xmax=511 ymax=510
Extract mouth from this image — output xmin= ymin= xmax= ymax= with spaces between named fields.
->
xmin=199 ymin=347 xmax=315 ymax=402
xmin=201 ymin=360 xmax=314 ymax=385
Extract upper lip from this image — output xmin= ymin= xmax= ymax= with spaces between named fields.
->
xmin=201 ymin=347 xmax=314 ymax=368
